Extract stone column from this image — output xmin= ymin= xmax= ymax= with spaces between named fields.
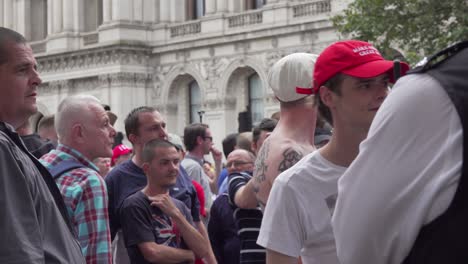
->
xmin=15 ymin=0 xmax=31 ymax=38
xmin=3 ymin=0 xmax=12 ymax=29
xmin=103 ymin=0 xmax=112 ymax=23
xmin=170 ymin=0 xmax=185 ymax=22
xmin=112 ymin=0 xmax=133 ymax=21
xmin=0 ymin=0 xmax=4 ymax=27
xmin=159 ymin=0 xmax=170 ymax=22
xmin=228 ymin=0 xmax=240 ymax=13
xmin=205 ymin=0 xmax=216 ymax=15
xmin=216 ymin=0 xmax=227 ymax=13
xmin=62 ymin=0 xmax=73 ymax=31
xmin=52 ymin=0 xmax=63 ymax=33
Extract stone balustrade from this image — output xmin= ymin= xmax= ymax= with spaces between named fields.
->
xmin=170 ymin=21 xmax=202 ymax=37
xmin=292 ymin=0 xmax=331 ymax=18
xmin=82 ymin=31 xmax=100 ymax=45
xmin=227 ymin=10 xmax=263 ymax=28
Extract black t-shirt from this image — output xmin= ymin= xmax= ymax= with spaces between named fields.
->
xmin=105 ymin=160 xmax=200 ymax=239
xmin=120 ymin=191 xmax=194 ymax=264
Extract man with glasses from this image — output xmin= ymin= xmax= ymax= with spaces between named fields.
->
xmin=209 ymin=149 xmax=262 ymax=264
xmin=182 ymin=123 xmax=223 ymax=216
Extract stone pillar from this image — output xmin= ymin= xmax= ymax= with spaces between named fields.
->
xmin=14 ymin=0 xmax=31 ymax=38
xmin=159 ymin=0 xmax=170 ymax=22
xmin=112 ymin=0 xmax=133 ymax=21
xmin=170 ymin=0 xmax=185 ymax=22
xmin=103 ymin=0 xmax=112 ymax=23
xmin=47 ymin=0 xmax=53 ymax=34
xmin=216 ymin=0 xmax=227 ymax=13
xmin=205 ymin=0 xmax=216 ymax=15
xmin=52 ymin=0 xmax=63 ymax=33
xmin=4 ymin=0 xmax=12 ymax=29
xmin=0 ymin=0 xmax=4 ymax=27
xmin=228 ymin=0 xmax=240 ymax=13
xmin=62 ymin=0 xmax=73 ymax=31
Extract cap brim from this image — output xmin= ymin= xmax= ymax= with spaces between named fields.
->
xmin=343 ymin=60 xmax=409 ymax=83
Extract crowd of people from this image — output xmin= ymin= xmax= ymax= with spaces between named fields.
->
xmin=0 ymin=25 xmax=467 ymax=264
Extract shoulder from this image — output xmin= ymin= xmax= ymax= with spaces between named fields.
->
xmin=122 ymin=191 xmax=146 ymax=209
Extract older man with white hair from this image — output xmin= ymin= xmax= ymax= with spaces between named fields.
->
xmin=41 ymin=94 xmax=116 ymax=264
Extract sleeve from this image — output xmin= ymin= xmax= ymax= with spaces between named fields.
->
xmin=120 ymin=196 xmax=155 ymax=247
xmin=189 ymin=184 xmax=202 ymax=222
xmin=332 ymin=75 xmax=462 ymax=264
xmin=191 ymin=180 xmax=206 ymax=217
xmin=0 ymin=141 xmax=44 ymax=263
xmin=75 ymin=172 xmax=112 ymax=264
xmin=257 ymin=178 xmax=305 ymax=258
xmin=228 ymin=172 xmax=251 ymax=206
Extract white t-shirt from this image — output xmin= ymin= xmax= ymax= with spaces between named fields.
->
xmin=257 ymin=150 xmax=346 ymax=264
xmin=332 ymin=74 xmax=463 ymax=264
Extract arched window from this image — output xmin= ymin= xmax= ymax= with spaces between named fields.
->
xmin=248 ymin=73 xmax=264 ymax=126
xmin=187 ymin=0 xmax=205 ymax=20
xmin=189 ymin=81 xmax=202 ymax=123
xmin=246 ymin=0 xmax=266 ymax=10
xmin=84 ymin=0 xmax=103 ymax=31
xmin=30 ymin=0 xmax=47 ymax=41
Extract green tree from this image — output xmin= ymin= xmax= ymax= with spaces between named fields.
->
xmin=332 ymin=0 xmax=468 ymax=64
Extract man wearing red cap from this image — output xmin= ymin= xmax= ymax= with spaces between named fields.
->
xmin=257 ymin=40 xmax=408 ymax=264
xmin=332 ymin=42 xmax=468 ymax=263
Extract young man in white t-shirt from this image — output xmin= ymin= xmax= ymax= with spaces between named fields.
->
xmin=257 ymin=40 xmax=409 ymax=264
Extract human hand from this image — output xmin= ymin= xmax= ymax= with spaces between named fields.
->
xmin=149 ymin=194 xmax=180 ymax=218
xmin=210 ymin=146 xmax=222 ymax=165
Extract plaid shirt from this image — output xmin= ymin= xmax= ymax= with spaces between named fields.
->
xmin=40 ymin=144 xmax=112 ymax=264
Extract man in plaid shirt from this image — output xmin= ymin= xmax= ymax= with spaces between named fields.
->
xmin=41 ymin=94 xmax=116 ymax=264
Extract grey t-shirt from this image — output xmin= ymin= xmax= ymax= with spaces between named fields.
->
xmin=0 ymin=123 xmax=85 ymax=264
xmin=181 ymin=156 xmax=213 ymax=209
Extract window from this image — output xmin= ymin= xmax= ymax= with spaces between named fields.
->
xmin=30 ymin=0 xmax=47 ymax=41
xmin=246 ymin=0 xmax=266 ymax=10
xmin=248 ymin=73 xmax=264 ymax=126
xmin=189 ymin=81 xmax=202 ymax=123
xmin=187 ymin=0 xmax=205 ymax=20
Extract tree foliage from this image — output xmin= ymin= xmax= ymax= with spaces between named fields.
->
xmin=332 ymin=0 xmax=468 ymax=64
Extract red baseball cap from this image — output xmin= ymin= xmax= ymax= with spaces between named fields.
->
xmin=111 ymin=144 xmax=132 ymax=166
xmin=296 ymin=40 xmax=409 ymax=95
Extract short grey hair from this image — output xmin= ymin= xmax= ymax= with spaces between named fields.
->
xmin=55 ymin=94 xmax=103 ymax=141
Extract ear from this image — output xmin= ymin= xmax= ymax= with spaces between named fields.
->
xmin=71 ymin=123 xmax=86 ymax=144
xmin=319 ymin=86 xmax=336 ymax=109
xmin=142 ymin=162 xmax=150 ymax=175
xmin=128 ymin=133 xmax=138 ymax=145
xmin=196 ymin=135 xmax=203 ymax=146
xmin=251 ymin=142 xmax=257 ymax=153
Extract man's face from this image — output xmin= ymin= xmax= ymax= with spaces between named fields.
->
xmin=144 ymin=146 xmax=180 ymax=188
xmin=226 ymin=150 xmax=255 ymax=175
xmin=202 ymin=128 xmax=214 ymax=155
xmin=93 ymin=157 xmax=111 ymax=177
xmin=134 ymin=111 xmax=168 ymax=146
xmin=82 ymin=104 xmax=116 ymax=160
xmin=331 ymin=73 xmax=389 ymax=131
xmin=0 ymin=42 xmax=42 ymax=127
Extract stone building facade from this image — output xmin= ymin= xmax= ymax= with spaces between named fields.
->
xmin=1 ymin=0 xmax=349 ymax=145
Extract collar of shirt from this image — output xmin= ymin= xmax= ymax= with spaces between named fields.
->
xmin=185 ymin=153 xmax=204 ymax=166
xmin=55 ymin=144 xmax=99 ymax=172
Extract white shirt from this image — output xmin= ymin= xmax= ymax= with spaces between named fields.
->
xmin=332 ymin=74 xmax=463 ymax=264
xmin=258 ymin=151 xmax=346 ymax=264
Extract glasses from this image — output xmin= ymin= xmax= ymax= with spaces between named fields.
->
xmin=226 ymin=160 xmax=253 ymax=168
xmin=204 ymin=136 xmax=213 ymax=141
